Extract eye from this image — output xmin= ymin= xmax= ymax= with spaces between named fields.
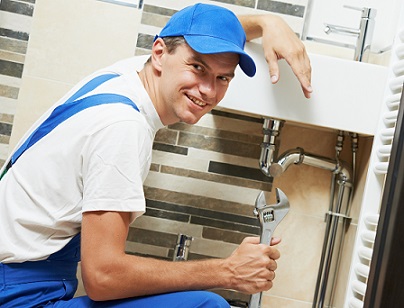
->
xmin=192 ymin=64 xmax=204 ymax=72
xmin=218 ymin=76 xmax=231 ymax=84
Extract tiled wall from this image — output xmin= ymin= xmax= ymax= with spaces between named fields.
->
xmin=0 ymin=0 xmax=34 ymax=164
xmin=2 ymin=0 xmax=373 ymax=307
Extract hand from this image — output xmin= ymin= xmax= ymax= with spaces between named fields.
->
xmin=224 ymin=236 xmax=280 ymax=294
xmin=239 ymin=14 xmax=313 ymax=98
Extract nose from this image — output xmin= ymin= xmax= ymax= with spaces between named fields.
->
xmin=199 ymin=76 xmax=216 ymax=99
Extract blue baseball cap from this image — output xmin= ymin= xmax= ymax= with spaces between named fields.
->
xmin=156 ymin=3 xmax=256 ymax=77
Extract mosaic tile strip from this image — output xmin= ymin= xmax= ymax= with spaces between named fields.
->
xmin=208 ymin=160 xmax=272 ymax=183
xmin=144 ymin=186 xmax=254 ymax=216
xmin=160 ymin=164 xmax=272 ymax=190
xmin=257 ymin=0 xmax=305 ymax=18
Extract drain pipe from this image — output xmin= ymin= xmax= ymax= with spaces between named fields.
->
xmin=268 ymin=148 xmax=349 ymax=178
xmin=259 ymin=118 xmax=284 ymax=176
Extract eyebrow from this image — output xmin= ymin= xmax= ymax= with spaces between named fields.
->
xmin=190 ymin=54 xmax=236 ymax=78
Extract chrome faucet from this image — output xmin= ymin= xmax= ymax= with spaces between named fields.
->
xmin=324 ymin=6 xmax=376 ymax=62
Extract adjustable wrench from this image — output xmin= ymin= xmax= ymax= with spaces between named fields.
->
xmin=249 ymin=188 xmax=290 ymax=308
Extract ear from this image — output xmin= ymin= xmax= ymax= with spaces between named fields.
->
xmin=150 ymin=38 xmax=166 ymax=73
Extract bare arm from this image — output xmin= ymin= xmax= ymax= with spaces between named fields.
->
xmin=238 ymin=14 xmax=312 ymax=98
xmin=81 ymin=211 xmax=279 ymax=301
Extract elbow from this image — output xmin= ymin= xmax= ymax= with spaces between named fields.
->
xmin=81 ymin=264 xmax=116 ymax=301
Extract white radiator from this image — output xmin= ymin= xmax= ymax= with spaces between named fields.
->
xmin=344 ymin=3 xmax=404 ymax=307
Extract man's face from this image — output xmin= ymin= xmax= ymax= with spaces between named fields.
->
xmin=155 ymin=40 xmax=239 ymax=125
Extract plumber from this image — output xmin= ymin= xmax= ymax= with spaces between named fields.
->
xmin=0 ymin=3 xmax=312 ymax=307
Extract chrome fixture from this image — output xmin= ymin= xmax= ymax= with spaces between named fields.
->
xmin=173 ymin=234 xmax=193 ymax=261
xmin=259 ymin=118 xmax=284 ymax=176
xmin=324 ymin=6 xmax=377 ymax=62
xmin=250 ymin=189 xmax=290 ymax=308
xmin=258 ymin=118 xmax=355 ymax=308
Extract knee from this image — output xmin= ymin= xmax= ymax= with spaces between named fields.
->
xmin=194 ymin=291 xmax=230 ymax=308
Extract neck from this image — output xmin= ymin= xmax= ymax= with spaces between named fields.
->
xmin=138 ymin=63 xmax=177 ymax=126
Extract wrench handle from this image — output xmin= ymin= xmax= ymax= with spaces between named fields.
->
xmin=249 ymin=292 xmax=262 ymax=308
xmin=249 ymin=229 xmax=273 ymax=307
xmin=260 ymin=228 xmax=273 ymax=245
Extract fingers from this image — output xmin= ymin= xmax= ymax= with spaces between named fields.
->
xmin=265 ymin=51 xmax=280 ymax=84
xmin=241 ymin=236 xmax=261 ymax=244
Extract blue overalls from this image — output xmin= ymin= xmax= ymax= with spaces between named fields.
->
xmin=0 ymin=74 xmax=229 ymax=307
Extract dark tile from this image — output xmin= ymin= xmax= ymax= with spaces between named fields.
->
xmin=160 ymin=165 xmax=272 ymax=191
xmin=211 ymin=109 xmax=263 ymax=124
xmin=0 ymin=60 xmax=23 ymax=78
xmin=153 ymin=142 xmax=188 ymax=155
xmin=149 ymin=163 xmax=160 ymax=172
xmin=257 ymin=0 xmax=305 ymax=18
xmin=203 ymin=227 xmax=257 ymax=243
xmin=0 ymin=0 xmax=34 ymax=16
xmin=0 ymin=28 xmax=29 ymax=41
xmin=144 ymin=207 xmax=191 ymax=223
xmin=136 ymin=33 xmax=154 ymax=50
xmin=127 ymin=227 xmax=178 ymax=248
xmin=155 ymin=127 xmax=178 ymax=144
xmin=178 ymin=131 xmax=261 ymax=159
xmin=0 ymin=123 xmax=12 ymax=136
xmin=208 ymin=161 xmax=273 ymax=183
xmin=143 ymin=4 xmax=177 ymax=16
xmin=191 ymin=216 xmax=259 ymax=234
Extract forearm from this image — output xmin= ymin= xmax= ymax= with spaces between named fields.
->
xmin=238 ymin=14 xmax=283 ymax=41
xmin=82 ymin=254 xmax=232 ymax=301
xmin=81 ymin=212 xmax=278 ymax=301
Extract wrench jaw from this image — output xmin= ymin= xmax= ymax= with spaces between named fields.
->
xmin=254 ymin=188 xmax=290 ymax=239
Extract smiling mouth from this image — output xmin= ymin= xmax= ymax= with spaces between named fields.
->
xmin=187 ymin=94 xmax=207 ymax=107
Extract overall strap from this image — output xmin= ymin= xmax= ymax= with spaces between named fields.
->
xmin=1 ymin=73 xmax=139 ymax=180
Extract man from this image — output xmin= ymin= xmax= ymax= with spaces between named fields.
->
xmin=0 ymin=3 xmax=311 ymax=307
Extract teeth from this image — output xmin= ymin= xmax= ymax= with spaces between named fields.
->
xmin=189 ymin=95 xmax=206 ymax=107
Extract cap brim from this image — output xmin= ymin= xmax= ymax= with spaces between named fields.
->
xmin=184 ymin=35 xmax=256 ymax=77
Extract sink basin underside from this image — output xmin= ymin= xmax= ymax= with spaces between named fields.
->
xmin=218 ymin=42 xmax=389 ymax=136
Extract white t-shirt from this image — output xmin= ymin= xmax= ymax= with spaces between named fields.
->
xmin=0 ymin=55 xmax=165 ymax=263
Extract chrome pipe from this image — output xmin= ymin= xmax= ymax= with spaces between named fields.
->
xmin=269 ymin=148 xmax=351 ymax=181
xmin=313 ymin=176 xmax=352 ymax=308
xmin=259 ymin=118 xmax=284 ymax=176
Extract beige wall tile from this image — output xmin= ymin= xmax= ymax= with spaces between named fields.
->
xmin=267 ymin=212 xmax=325 ymax=302
xmin=9 ymin=76 xmax=72 ymax=150
xmin=23 ymin=0 xmax=141 ymax=84
xmin=262 ymin=294 xmax=312 ymax=308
